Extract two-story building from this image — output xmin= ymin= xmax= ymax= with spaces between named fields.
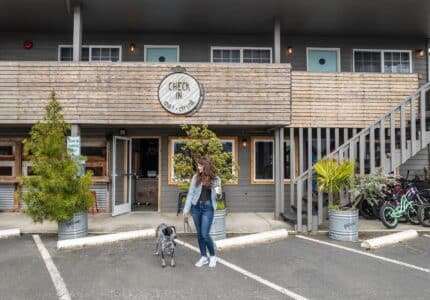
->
xmin=1 ymin=0 xmax=429 ymax=231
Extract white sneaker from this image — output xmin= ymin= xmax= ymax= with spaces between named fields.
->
xmin=209 ymin=256 xmax=217 ymax=268
xmin=195 ymin=256 xmax=209 ymax=267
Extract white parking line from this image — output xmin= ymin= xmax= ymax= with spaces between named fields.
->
xmin=424 ymin=234 xmax=430 ymax=239
xmin=176 ymin=239 xmax=308 ymax=300
xmin=33 ymin=235 xmax=71 ymax=300
xmin=297 ymin=235 xmax=430 ymax=273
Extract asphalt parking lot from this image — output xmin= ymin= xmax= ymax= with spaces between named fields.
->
xmin=1 ymin=233 xmax=430 ymax=300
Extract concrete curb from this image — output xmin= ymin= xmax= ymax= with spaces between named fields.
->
xmin=360 ymin=229 xmax=419 ymax=250
xmin=215 ymin=229 xmax=289 ymax=251
xmin=0 ymin=228 xmax=20 ymax=239
xmin=57 ymin=229 xmax=156 ymax=250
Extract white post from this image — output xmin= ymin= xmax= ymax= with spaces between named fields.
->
xmin=73 ymin=5 xmax=82 ymax=62
xmin=273 ymin=19 xmax=281 ymax=64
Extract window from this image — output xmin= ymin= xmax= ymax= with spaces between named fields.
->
xmin=22 ymin=161 xmax=34 ymax=177
xmin=81 ymin=139 xmax=108 ymax=178
xmin=251 ymin=137 xmax=294 ymax=184
xmin=354 ymin=51 xmax=381 ymax=72
xmin=254 ymin=139 xmax=274 ymax=181
xmin=58 ymin=45 xmax=120 ymax=62
xmin=211 ymin=47 xmax=272 ymax=63
xmin=168 ymin=137 xmax=238 ymax=184
xmin=212 ymin=49 xmax=240 ymax=63
xmin=0 ymin=142 xmax=16 ymax=178
xmin=353 ymin=50 xmax=412 ymax=73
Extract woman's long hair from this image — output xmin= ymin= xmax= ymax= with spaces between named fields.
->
xmin=195 ymin=156 xmax=217 ymax=188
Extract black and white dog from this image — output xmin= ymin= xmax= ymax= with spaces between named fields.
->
xmin=154 ymin=223 xmax=177 ymax=268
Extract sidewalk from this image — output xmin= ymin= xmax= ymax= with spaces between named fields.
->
xmin=2 ymin=212 xmax=429 ymax=234
xmin=0 ymin=212 xmax=292 ymax=234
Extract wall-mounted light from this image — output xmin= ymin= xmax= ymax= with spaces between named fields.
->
xmin=129 ymin=43 xmax=136 ymax=53
xmin=241 ymin=138 xmax=248 ymax=148
xmin=286 ymin=46 xmax=294 ymax=56
xmin=415 ymin=49 xmax=425 ymax=57
xmin=119 ymin=128 xmax=127 ymax=136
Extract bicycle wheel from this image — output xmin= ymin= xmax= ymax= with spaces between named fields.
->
xmin=379 ymin=203 xmax=399 ymax=229
xmin=406 ymin=201 xmax=420 ymax=225
xmin=359 ymin=199 xmax=376 ymax=219
xmin=418 ymin=204 xmax=430 ymax=227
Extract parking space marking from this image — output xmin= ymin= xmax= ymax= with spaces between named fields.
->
xmin=33 ymin=235 xmax=71 ymax=300
xmin=176 ymin=239 xmax=308 ymax=300
xmin=297 ymin=235 xmax=430 ymax=273
xmin=424 ymin=234 xmax=430 ymax=239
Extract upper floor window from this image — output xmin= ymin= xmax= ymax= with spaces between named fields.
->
xmin=58 ymin=45 xmax=121 ymax=62
xmin=211 ymin=47 xmax=272 ymax=63
xmin=353 ymin=50 xmax=411 ymax=73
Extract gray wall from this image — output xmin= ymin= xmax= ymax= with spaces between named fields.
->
xmin=0 ymin=32 xmax=427 ymax=84
xmin=282 ymin=36 xmax=428 ymax=85
xmin=82 ymin=126 xmax=282 ymax=213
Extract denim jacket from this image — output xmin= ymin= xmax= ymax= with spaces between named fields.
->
xmin=183 ymin=175 xmax=221 ymax=214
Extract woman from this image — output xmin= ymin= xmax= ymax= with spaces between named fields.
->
xmin=183 ymin=156 xmax=222 ymax=268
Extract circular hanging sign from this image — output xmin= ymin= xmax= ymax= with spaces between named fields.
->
xmin=158 ymin=72 xmax=202 ymax=115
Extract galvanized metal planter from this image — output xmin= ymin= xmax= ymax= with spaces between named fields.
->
xmin=57 ymin=212 xmax=88 ymax=240
xmin=328 ymin=209 xmax=359 ymax=242
xmin=210 ymin=208 xmax=226 ymax=241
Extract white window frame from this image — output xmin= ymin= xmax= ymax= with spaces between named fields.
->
xmin=57 ymin=45 xmax=122 ymax=62
xmin=210 ymin=46 xmax=273 ymax=63
xmin=352 ymin=49 xmax=412 ymax=73
xmin=0 ymin=160 xmax=15 ymax=177
xmin=144 ymin=45 xmax=180 ymax=63
xmin=22 ymin=161 xmax=32 ymax=177
xmin=168 ymin=137 xmax=238 ymax=185
xmin=306 ymin=47 xmax=341 ymax=72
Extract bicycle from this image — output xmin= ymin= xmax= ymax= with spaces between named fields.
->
xmin=379 ymin=185 xmax=426 ymax=229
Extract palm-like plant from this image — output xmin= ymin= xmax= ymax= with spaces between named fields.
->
xmin=313 ymin=159 xmax=356 ymax=210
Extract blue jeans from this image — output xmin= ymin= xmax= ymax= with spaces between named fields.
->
xmin=191 ymin=200 xmax=215 ymax=257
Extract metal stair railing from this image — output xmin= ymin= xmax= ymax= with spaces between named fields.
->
xmin=292 ymin=82 xmax=430 ymax=232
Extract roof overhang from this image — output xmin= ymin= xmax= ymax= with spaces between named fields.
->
xmin=1 ymin=0 xmax=430 ymax=37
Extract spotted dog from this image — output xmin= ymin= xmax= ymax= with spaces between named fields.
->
xmin=154 ymin=223 xmax=177 ymax=267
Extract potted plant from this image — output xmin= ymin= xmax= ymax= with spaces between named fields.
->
xmin=19 ymin=91 xmax=95 ymax=240
xmin=351 ymin=172 xmax=387 ymax=220
xmin=313 ymin=158 xmax=357 ymax=241
xmin=174 ymin=124 xmax=238 ymax=240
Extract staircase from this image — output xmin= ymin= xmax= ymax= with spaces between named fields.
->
xmin=287 ymin=82 xmax=430 ymax=232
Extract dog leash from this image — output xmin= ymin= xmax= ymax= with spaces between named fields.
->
xmin=184 ymin=218 xmax=193 ymax=233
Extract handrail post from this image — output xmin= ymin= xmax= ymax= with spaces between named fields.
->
xmin=400 ymin=104 xmax=406 ymax=164
xmin=289 ymin=128 xmax=295 ymax=209
xmin=370 ymin=126 xmax=375 ymax=173
xmin=317 ymin=128 xmax=323 ymax=224
xmin=390 ymin=112 xmax=396 ymax=172
xmin=297 ymin=179 xmax=303 ymax=232
xmin=380 ymin=119 xmax=385 ymax=172
xmin=411 ymin=97 xmax=417 ymax=156
xmin=359 ymin=134 xmax=365 ymax=175
xmin=420 ymin=89 xmax=426 ymax=148
xmin=307 ymin=128 xmax=312 ymax=231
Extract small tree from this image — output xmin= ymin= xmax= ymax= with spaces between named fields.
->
xmin=173 ymin=124 xmax=239 ymax=209
xmin=19 ymin=91 xmax=94 ymax=223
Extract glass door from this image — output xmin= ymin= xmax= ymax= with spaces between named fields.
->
xmin=112 ymin=136 xmax=132 ymax=216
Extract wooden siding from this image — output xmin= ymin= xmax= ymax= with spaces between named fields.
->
xmin=291 ymin=72 xmax=419 ymax=128
xmin=0 ymin=62 xmax=291 ymax=126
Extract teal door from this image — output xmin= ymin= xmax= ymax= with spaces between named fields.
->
xmin=307 ymin=49 xmax=339 ymax=72
xmin=145 ymin=47 xmax=178 ymax=62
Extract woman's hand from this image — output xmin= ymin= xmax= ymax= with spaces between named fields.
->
xmin=183 ymin=212 xmax=190 ymax=219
